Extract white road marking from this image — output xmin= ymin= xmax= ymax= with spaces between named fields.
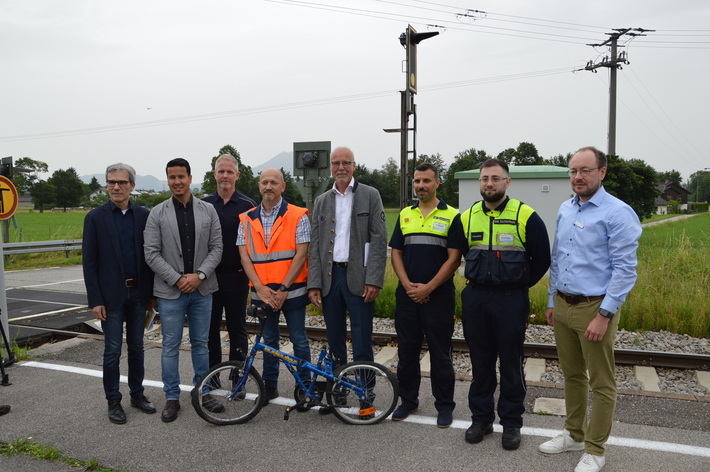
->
xmin=15 ymin=278 xmax=85 ymax=288
xmin=20 ymin=360 xmax=710 ymax=458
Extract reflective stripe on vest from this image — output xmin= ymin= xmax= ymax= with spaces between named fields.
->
xmin=239 ymin=203 xmax=308 ymax=295
xmin=399 ymin=203 xmax=459 ymax=248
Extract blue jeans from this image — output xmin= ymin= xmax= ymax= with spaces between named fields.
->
xmin=262 ymin=305 xmax=311 ymax=386
xmin=322 ymin=265 xmax=374 ymax=366
xmin=159 ymin=292 xmax=212 ymax=400
xmin=102 ymin=286 xmax=146 ymax=403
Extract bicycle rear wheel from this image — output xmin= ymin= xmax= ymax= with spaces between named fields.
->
xmin=191 ymin=361 xmax=264 ymax=425
xmin=327 ymin=361 xmax=398 ymax=425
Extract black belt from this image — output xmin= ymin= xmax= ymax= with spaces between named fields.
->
xmin=333 ymin=261 xmax=348 ymax=268
xmin=556 ymin=290 xmax=603 ymax=305
xmin=125 ymin=278 xmax=139 ymax=288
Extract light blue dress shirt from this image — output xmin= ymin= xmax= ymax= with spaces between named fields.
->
xmin=547 ymin=186 xmax=642 ymax=314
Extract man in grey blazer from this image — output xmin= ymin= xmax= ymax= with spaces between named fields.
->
xmin=144 ymin=158 xmax=223 ymax=422
xmin=307 ymin=146 xmax=387 ymax=387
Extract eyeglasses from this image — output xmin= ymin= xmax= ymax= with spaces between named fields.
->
xmin=331 ymin=161 xmax=353 ymax=168
xmin=568 ymin=168 xmax=598 ymax=177
xmin=479 ymin=176 xmax=508 ymax=184
xmin=107 ymin=180 xmax=130 ymax=187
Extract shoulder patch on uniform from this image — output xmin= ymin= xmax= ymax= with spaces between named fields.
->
xmin=380 ymin=211 xmax=385 ymax=221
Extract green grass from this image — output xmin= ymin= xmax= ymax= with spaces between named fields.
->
xmin=6 ymin=209 xmax=87 ymax=241
xmin=0 ymin=437 xmax=128 ymax=472
xmin=2 ymin=209 xmax=86 ymax=270
xmin=622 ymin=212 xmax=710 ymax=337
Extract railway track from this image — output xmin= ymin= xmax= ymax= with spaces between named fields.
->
xmin=8 ymin=317 xmax=709 ymax=371
xmin=252 ymin=323 xmax=710 ymax=371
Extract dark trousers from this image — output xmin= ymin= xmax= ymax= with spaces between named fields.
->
xmin=462 ymin=284 xmax=528 ymax=428
xmin=322 ymin=265 xmax=374 ymax=366
xmin=208 ymin=271 xmax=250 ymax=367
xmin=395 ymin=285 xmax=456 ymax=413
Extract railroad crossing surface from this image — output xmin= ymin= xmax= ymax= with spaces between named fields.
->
xmin=1 ymin=266 xmax=709 ymax=471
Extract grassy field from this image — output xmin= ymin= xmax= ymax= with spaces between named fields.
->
xmin=4 ymin=208 xmax=708 ymax=337
xmin=3 ymin=209 xmax=87 ymax=270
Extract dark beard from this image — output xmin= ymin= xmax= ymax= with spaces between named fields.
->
xmin=481 ymin=189 xmax=506 ymax=203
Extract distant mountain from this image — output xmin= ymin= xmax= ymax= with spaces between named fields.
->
xmin=252 ymin=151 xmax=293 ymax=175
xmin=81 ymin=150 xmax=294 ymax=191
xmin=80 ymin=174 xmax=198 ymax=192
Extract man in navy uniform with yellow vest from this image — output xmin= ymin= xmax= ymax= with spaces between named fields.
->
xmin=389 ymin=163 xmax=465 ymax=428
xmin=237 ymin=168 xmax=311 ymax=402
xmin=461 ymin=158 xmax=550 ymax=450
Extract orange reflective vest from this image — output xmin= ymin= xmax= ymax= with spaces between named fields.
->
xmin=239 ymin=202 xmax=309 ymax=303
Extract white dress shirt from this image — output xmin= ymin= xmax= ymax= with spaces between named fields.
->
xmin=332 ymin=178 xmax=355 ymax=262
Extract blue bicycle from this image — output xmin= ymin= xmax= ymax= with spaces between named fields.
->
xmin=191 ymin=306 xmax=398 ymax=426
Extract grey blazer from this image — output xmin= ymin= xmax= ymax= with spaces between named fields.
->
xmin=144 ymin=196 xmax=223 ymax=299
xmin=307 ymin=180 xmax=387 ymax=297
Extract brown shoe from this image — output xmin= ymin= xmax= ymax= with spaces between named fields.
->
xmin=161 ymin=400 xmax=180 ymax=423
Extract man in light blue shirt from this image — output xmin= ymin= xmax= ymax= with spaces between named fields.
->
xmin=539 ymin=146 xmax=641 ymax=472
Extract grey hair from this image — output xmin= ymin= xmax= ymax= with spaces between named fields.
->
xmin=105 ymin=163 xmax=136 ymax=184
xmin=214 ymin=154 xmax=239 ymax=171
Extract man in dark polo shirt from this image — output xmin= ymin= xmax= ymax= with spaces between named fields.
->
xmin=83 ymin=163 xmax=155 ymax=424
xmin=202 ymin=154 xmax=256 ymax=367
xmin=388 ymin=162 xmax=465 ymax=429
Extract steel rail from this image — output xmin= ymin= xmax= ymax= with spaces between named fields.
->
xmin=246 ymin=322 xmax=710 ymax=371
xmin=10 ymin=317 xmax=709 ymax=371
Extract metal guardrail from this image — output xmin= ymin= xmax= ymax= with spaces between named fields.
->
xmin=2 ymin=239 xmax=82 ymax=257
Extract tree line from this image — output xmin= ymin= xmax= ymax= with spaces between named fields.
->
xmin=14 ymin=141 xmax=708 ymax=221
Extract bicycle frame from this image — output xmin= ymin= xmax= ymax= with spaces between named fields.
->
xmin=231 ymin=330 xmax=369 ymax=418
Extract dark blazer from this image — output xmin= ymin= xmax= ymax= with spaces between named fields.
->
xmin=307 ymin=180 xmax=387 ymax=297
xmin=82 ymin=201 xmax=154 ymax=311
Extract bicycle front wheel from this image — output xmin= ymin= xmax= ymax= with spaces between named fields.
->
xmin=191 ymin=361 xmax=264 ymax=425
xmin=327 ymin=361 xmax=399 ymax=425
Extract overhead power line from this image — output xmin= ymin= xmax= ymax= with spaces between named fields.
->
xmin=0 ymin=68 xmax=573 ymax=142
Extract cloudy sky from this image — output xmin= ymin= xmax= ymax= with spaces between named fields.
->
xmin=1 ymin=0 xmax=708 ymax=186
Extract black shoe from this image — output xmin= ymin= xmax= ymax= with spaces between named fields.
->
xmin=436 ymin=410 xmax=453 ymax=429
xmin=108 ymin=402 xmax=127 ymax=424
xmin=465 ymin=421 xmax=493 ymax=444
xmin=502 ymin=427 xmax=521 ymax=450
xmin=391 ymin=404 xmax=418 ymax=421
xmin=201 ymin=394 xmax=226 ymax=413
xmin=0 ymin=405 xmax=10 ymax=416
xmin=263 ymin=383 xmax=279 ymax=405
xmin=161 ymin=400 xmax=180 ymax=423
xmin=130 ymin=394 xmax=157 ymax=414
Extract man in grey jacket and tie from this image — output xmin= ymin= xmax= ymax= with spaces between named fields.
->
xmin=308 ymin=146 xmax=387 ymax=406
xmin=144 ymin=158 xmax=223 ymax=423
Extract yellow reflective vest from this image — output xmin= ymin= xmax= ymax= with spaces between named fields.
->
xmin=460 ymin=198 xmax=534 ymax=287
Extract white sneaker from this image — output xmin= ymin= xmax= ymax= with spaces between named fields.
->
xmin=575 ymin=453 xmax=605 ymax=472
xmin=539 ymin=430 xmax=585 ymax=454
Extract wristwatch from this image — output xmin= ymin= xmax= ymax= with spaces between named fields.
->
xmin=278 ymin=284 xmax=289 ymax=292
xmin=197 ymin=271 xmax=206 ymax=281
xmin=598 ymin=309 xmax=614 ymax=319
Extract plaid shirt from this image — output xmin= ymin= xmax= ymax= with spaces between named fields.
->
xmin=236 ymin=198 xmax=310 ymax=247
